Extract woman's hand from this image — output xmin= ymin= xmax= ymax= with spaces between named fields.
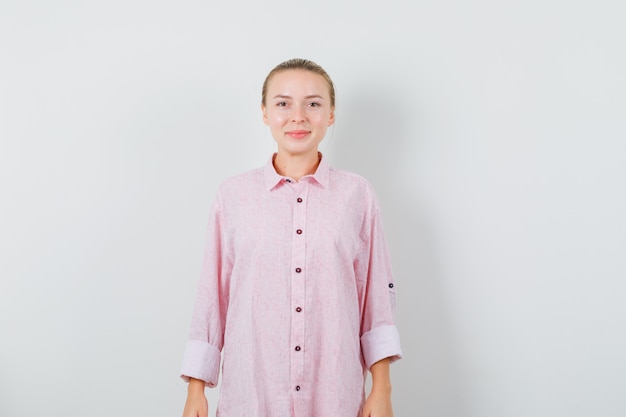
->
xmin=362 ymin=358 xmax=394 ymax=417
xmin=362 ymin=384 xmax=393 ymax=417
xmin=182 ymin=378 xmax=208 ymax=417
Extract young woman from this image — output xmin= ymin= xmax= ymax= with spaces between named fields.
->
xmin=180 ymin=58 xmax=402 ymax=417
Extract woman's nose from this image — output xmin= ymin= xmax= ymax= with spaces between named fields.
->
xmin=291 ymin=105 xmax=306 ymax=122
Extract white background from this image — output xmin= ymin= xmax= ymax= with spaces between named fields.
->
xmin=1 ymin=1 xmax=625 ymax=416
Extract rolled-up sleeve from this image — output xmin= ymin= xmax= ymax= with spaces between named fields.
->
xmin=358 ymin=186 xmax=403 ymax=369
xmin=180 ymin=340 xmax=222 ymax=387
xmin=180 ymin=199 xmax=232 ymax=387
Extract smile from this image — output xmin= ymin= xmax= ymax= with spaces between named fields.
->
xmin=286 ymin=130 xmax=311 ymax=139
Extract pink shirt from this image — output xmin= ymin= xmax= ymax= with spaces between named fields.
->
xmin=180 ymin=154 xmax=402 ymax=417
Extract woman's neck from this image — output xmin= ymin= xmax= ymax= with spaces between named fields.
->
xmin=273 ymin=151 xmax=321 ymax=182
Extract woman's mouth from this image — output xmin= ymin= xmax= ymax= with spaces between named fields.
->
xmin=286 ymin=130 xmax=310 ymax=139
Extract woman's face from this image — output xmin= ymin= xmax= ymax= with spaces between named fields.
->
xmin=262 ymin=69 xmax=335 ymax=158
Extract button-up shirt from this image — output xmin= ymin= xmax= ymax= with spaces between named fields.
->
xmin=180 ymin=154 xmax=402 ymax=417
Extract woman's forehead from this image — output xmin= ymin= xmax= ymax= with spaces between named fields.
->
xmin=267 ymin=70 xmax=330 ymax=96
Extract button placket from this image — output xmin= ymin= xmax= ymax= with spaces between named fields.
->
xmin=290 ymin=181 xmax=308 ymax=401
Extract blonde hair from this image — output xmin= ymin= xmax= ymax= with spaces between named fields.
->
xmin=261 ymin=58 xmax=336 ymax=107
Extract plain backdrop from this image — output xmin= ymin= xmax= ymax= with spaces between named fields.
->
xmin=1 ymin=1 xmax=625 ymax=416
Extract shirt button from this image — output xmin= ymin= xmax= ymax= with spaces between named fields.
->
xmin=295 ymin=346 xmax=301 ymax=351
xmin=389 ymin=283 xmax=394 ymax=288
xmin=295 ymin=267 xmax=302 ymax=273
xmin=296 ymin=229 xmax=303 ymax=234
xmin=295 ymin=307 xmax=302 ymax=312
xmin=296 ymin=385 xmax=301 ymax=391
xmin=297 ymin=197 xmax=303 ymax=203
xmin=285 ymin=179 xmax=292 ymax=183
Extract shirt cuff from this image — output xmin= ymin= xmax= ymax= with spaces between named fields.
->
xmin=360 ymin=324 xmax=403 ymax=369
xmin=180 ymin=340 xmax=221 ymax=387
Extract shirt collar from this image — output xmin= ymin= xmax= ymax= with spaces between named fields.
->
xmin=264 ymin=152 xmax=330 ymax=190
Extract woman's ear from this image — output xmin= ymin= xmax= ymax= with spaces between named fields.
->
xmin=328 ymin=108 xmax=335 ymax=126
xmin=261 ymin=104 xmax=269 ymax=125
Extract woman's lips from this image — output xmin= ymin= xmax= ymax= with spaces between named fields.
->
xmin=286 ymin=130 xmax=310 ymax=139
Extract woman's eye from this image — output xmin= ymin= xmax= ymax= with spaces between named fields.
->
xmin=276 ymin=102 xmax=287 ymax=107
xmin=308 ymin=102 xmax=320 ymax=107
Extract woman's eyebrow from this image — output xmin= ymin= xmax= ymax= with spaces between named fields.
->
xmin=271 ymin=94 xmax=326 ymax=100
